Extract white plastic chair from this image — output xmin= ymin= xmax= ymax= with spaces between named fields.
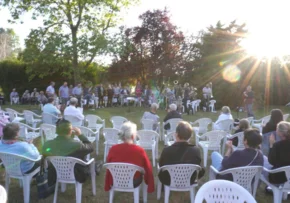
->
xmin=191 ymin=118 xmax=213 ymax=137
xmin=16 ymin=122 xmax=40 ymax=141
xmin=243 ymin=117 xmax=254 ymax=126
xmin=197 ymin=130 xmax=228 ymax=167
xmin=195 ymin=180 xmax=257 ymax=203
xmin=47 ymin=156 xmax=96 ymax=203
xmin=165 ymin=132 xmax=176 ymax=146
xmin=209 ymin=166 xmax=263 ymax=197
xmin=261 ymin=166 xmax=290 ymax=203
xmin=103 ymin=163 xmax=147 ymax=203
xmin=110 ymin=116 xmax=128 ymax=130
xmin=136 ymin=130 xmax=159 ymax=167
xmin=23 ymin=110 xmax=42 ymax=128
xmin=157 ymin=164 xmax=202 ymax=203
xmin=228 ymin=132 xmax=245 ymax=150
xmin=10 ymin=97 xmax=19 ymax=105
xmin=283 ymin=114 xmax=289 ymax=121
xmin=188 ymin=101 xmax=198 ymax=114
xmin=103 ymin=128 xmax=120 ymax=162
xmin=216 ymin=119 xmax=234 ymax=134
xmin=140 ymin=119 xmax=160 ymax=135
xmin=64 ymin=115 xmax=83 ymax=127
xmin=40 ymin=123 xmax=57 ymax=144
xmin=0 ymin=185 xmax=7 ymax=203
xmin=5 ymin=108 xmax=24 ymax=122
xmin=253 ymin=115 xmax=271 ymax=133
xmin=163 ymin=118 xmax=183 ymax=142
xmin=42 ymin=112 xmax=59 ymax=125
xmin=208 ymin=100 xmax=216 ymax=112
xmin=0 ymin=152 xmax=41 ymax=203
xmin=85 ymin=114 xmax=105 ymax=131
xmin=77 ymin=126 xmax=99 ymax=156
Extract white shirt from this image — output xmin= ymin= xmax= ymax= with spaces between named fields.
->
xmin=64 ymin=105 xmax=84 ymax=120
xmin=46 ymin=85 xmax=55 ymax=95
xmin=202 ymin=87 xmax=212 ymax=95
xmin=213 ymin=113 xmax=233 ymax=130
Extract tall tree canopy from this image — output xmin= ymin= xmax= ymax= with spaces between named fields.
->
xmin=0 ymin=28 xmax=20 ymax=60
xmin=2 ymin=0 xmax=137 ymax=82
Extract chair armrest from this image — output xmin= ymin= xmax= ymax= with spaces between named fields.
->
xmin=210 ymin=165 xmax=219 ymax=175
xmin=17 ymin=112 xmax=24 ymax=116
xmin=253 ymin=119 xmax=262 ymax=123
xmin=79 ymin=158 xmax=95 ymax=166
xmin=26 ymin=155 xmax=42 ymax=162
xmin=263 ymin=166 xmax=290 ymax=174
xmin=190 ymin=121 xmax=197 ymax=126
xmin=227 ymin=134 xmax=236 ymax=139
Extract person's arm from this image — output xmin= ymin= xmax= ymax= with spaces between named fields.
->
xmin=58 ymin=87 xmax=62 ymax=97
xmin=268 ymin=134 xmax=277 ymax=165
xmin=142 ymin=149 xmax=155 ymax=193
xmin=104 ymin=145 xmax=114 ymax=191
xmin=22 ymin=142 xmax=40 ymax=159
xmin=158 ymin=148 xmax=168 ymax=167
xmin=73 ymin=127 xmax=94 ymax=156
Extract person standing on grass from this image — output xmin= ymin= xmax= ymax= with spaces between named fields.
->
xmin=46 ymin=81 xmax=56 ymax=98
xmin=72 ymin=83 xmax=83 ymax=107
xmin=59 ymin=82 xmax=70 ymax=110
xmin=244 ymin=85 xmax=255 ymax=117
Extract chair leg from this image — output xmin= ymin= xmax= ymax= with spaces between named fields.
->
xmin=5 ymin=175 xmax=9 ymax=195
xmin=133 ymin=188 xmax=140 ymax=203
xmin=142 ymin=181 xmax=148 ymax=203
xmin=96 ymin=139 xmax=99 ymax=155
xmin=23 ymin=177 xmax=31 ymax=203
xmin=19 ymin=179 xmax=23 ymax=188
xmin=152 ymin=147 xmax=155 ymax=167
xmin=53 ymin=182 xmax=59 ymax=203
xmin=203 ymin=148 xmax=208 ymax=167
xmin=282 ymin=192 xmax=287 ymax=200
xmin=272 ymin=188 xmax=282 ymax=203
xmin=61 ymin=183 xmax=66 ymax=192
xmin=109 ymin=190 xmax=114 ymax=203
xmin=104 ymin=146 xmax=107 ymax=162
xmin=90 ymin=163 xmax=96 ymax=195
xmin=75 ymin=182 xmax=82 ymax=203
xmin=190 ymin=188 xmax=195 ymax=203
xmin=157 ymin=180 xmax=162 ymax=200
xmin=164 ymin=186 xmax=170 ymax=203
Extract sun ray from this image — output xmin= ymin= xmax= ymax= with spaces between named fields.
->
xmin=264 ymin=58 xmax=272 ymax=114
xmin=241 ymin=58 xmax=261 ymax=90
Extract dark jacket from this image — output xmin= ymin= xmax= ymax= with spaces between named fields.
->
xmin=42 ymin=134 xmax=94 ymax=183
xmin=262 ymin=122 xmax=278 ymax=134
xmin=231 ymin=128 xmax=243 ymax=146
xmin=163 ymin=110 xmax=182 ymax=130
xmin=158 ymin=142 xmax=204 ymax=185
xmin=268 ymin=139 xmax=290 ymax=184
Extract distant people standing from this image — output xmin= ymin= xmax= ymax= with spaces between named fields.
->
xmin=98 ymin=84 xmax=104 ymax=108
xmin=202 ymin=83 xmax=212 ymax=111
xmin=135 ymin=81 xmax=142 ymax=98
xmin=46 ymin=81 xmax=56 ymax=98
xmin=68 ymin=85 xmax=74 ymax=97
xmin=10 ymin=88 xmax=19 ymax=104
xmin=244 ymin=86 xmax=255 ymax=117
xmin=182 ymin=84 xmax=190 ymax=114
xmin=59 ymin=82 xmax=70 ymax=110
xmin=72 ymin=83 xmax=82 ymax=106
xmin=143 ymin=85 xmax=151 ymax=107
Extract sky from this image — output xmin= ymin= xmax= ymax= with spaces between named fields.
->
xmin=1 ymin=0 xmax=290 ymax=56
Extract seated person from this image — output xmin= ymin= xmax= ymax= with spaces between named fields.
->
xmin=30 ymin=88 xmax=39 ymax=104
xmin=231 ymin=119 xmax=250 ymax=146
xmin=213 ymin=106 xmax=233 ymax=130
xmin=105 ymin=122 xmax=154 ymax=193
xmin=263 ymin=121 xmax=290 ymax=184
xmin=141 ymin=103 xmax=160 ymax=130
xmin=64 ymin=97 xmax=85 ymax=121
xmin=38 ymin=91 xmax=48 ymax=105
xmin=262 ymin=109 xmax=283 ymax=134
xmin=43 ymin=97 xmax=61 ymax=117
xmin=0 ymin=123 xmax=40 ymax=173
xmin=43 ymin=119 xmax=94 ymax=183
xmin=0 ymin=93 xmax=5 ymax=105
xmin=163 ymin=103 xmax=182 ymax=130
xmin=211 ymin=129 xmax=263 ymax=180
xmin=21 ymin=90 xmax=31 ymax=104
xmin=158 ymin=121 xmax=204 ymax=185
xmin=10 ymin=88 xmax=19 ymax=104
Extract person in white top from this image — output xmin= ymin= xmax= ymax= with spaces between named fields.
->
xmin=64 ymin=97 xmax=85 ymax=121
xmin=46 ymin=81 xmax=56 ymax=98
xmin=213 ymin=106 xmax=233 ymax=130
xmin=202 ymin=83 xmax=212 ymax=100
xmin=141 ymin=103 xmax=160 ymax=130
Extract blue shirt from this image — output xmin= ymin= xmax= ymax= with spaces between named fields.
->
xmin=59 ymin=85 xmax=69 ymax=98
xmin=0 ymin=141 xmax=40 ymax=173
xmin=72 ymin=87 xmax=82 ymax=96
xmin=43 ymin=103 xmax=61 ymax=116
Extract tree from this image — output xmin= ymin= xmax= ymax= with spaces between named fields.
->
xmin=2 ymin=0 xmax=137 ymax=82
xmin=0 ymin=28 xmax=20 ymax=60
xmin=108 ymin=9 xmax=188 ymax=85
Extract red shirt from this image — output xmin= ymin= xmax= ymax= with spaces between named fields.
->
xmin=104 ymin=143 xmax=155 ymax=193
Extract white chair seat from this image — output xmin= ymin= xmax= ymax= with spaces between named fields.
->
xmin=12 ymin=117 xmax=25 ymax=122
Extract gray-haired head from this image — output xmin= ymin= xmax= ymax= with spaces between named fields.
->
xmin=221 ymin=106 xmax=231 ymax=114
xmin=70 ymin=97 xmax=78 ymax=106
xmin=277 ymin=121 xmax=290 ymax=140
xmin=151 ymin=103 xmax=159 ymax=112
xmin=169 ymin=103 xmax=177 ymax=111
xmin=118 ymin=121 xmax=137 ymax=142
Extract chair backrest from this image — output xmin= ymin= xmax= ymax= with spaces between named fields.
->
xmin=166 ymin=131 xmax=176 ymax=146
xmin=47 ymin=156 xmax=84 ymax=182
xmin=110 ymin=116 xmax=128 ymax=130
xmin=261 ymin=115 xmax=271 ymax=125
xmin=140 ymin=119 xmax=155 ymax=130
xmin=230 ymin=132 xmax=245 ymax=150
xmin=202 ymin=130 xmax=228 ymax=149
xmin=103 ymin=128 xmax=119 ymax=144
xmin=195 ymin=180 xmax=257 ymax=203
xmin=195 ymin=118 xmax=212 ymax=134
xmin=166 ymin=118 xmax=183 ymax=133
xmin=137 ymin=130 xmax=158 ymax=147
xmin=160 ymin=164 xmax=201 ymax=188
xmin=218 ymin=166 xmax=263 ymax=194
xmin=78 ymin=126 xmax=96 ymax=140
xmin=40 ymin=123 xmax=57 ymax=142
xmin=42 ymin=112 xmax=58 ymax=125
xmin=5 ymin=108 xmax=16 ymax=122
xmin=64 ymin=115 xmax=82 ymax=127
xmin=0 ymin=152 xmax=36 ymax=176
xmin=85 ymin=114 xmax=104 ymax=129
xmin=103 ymin=163 xmax=144 ymax=190
xmin=23 ymin=110 xmax=34 ymax=125
xmin=283 ymin=114 xmax=289 ymax=121
xmin=16 ymin=122 xmax=38 ymax=140
xmin=218 ymin=119 xmax=234 ymax=133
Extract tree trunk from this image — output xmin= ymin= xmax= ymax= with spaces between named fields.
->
xmin=72 ymin=28 xmax=79 ymax=84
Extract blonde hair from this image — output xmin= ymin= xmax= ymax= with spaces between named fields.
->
xmin=277 ymin=121 xmax=290 ymax=140
xmin=169 ymin=103 xmax=177 ymax=111
xmin=239 ymin=119 xmax=250 ymax=130
xmin=151 ymin=103 xmax=159 ymax=111
xmin=118 ymin=121 xmax=137 ymax=141
xmin=221 ymin=106 xmax=231 ymax=114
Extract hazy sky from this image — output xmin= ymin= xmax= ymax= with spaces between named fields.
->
xmin=1 ymin=0 xmax=290 ymax=55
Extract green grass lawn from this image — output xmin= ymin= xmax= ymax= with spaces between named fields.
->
xmin=0 ymin=104 xmax=289 ymax=203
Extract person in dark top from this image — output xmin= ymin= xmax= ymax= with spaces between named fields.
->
xmin=42 ymin=119 xmax=94 ymax=183
xmin=262 ymin=109 xmax=283 ymax=134
xmin=231 ymin=119 xmax=250 ymax=146
xmin=243 ymin=85 xmax=255 ymax=117
xmin=263 ymin=121 xmax=290 ymax=184
xmin=107 ymin=84 xmax=114 ymax=107
xmin=163 ymin=103 xmax=182 ymax=130
xmin=158 ymin=121 xmax=204 ymax=185
xmin=211 ymin=129 xmax=264 ymax=181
